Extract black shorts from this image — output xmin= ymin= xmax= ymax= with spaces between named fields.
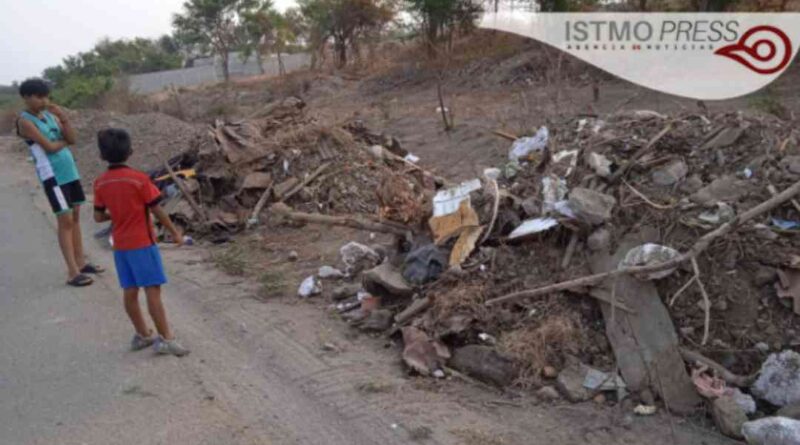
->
xmin=43 ymin=179 xmax=86 ymax=215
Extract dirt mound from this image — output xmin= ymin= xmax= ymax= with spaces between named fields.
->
xmin=68 ymin=109 xmax=206 ymax=182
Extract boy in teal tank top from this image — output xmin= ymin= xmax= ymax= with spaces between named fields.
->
xmin=16 ymin=78 xmax=103 ymax=287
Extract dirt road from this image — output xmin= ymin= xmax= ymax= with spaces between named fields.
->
xmin=0 ymin=136 xmax=735 ymax=445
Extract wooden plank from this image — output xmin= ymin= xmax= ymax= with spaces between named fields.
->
xmin=588 ymin=228 xmax=701 ymax=415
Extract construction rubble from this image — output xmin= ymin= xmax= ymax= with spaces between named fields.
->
xmin=153 ymin=100 xmax=800 ymax=442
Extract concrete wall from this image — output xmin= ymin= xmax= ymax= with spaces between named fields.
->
xmin=128 ymin=53 xmax=311 ymax=94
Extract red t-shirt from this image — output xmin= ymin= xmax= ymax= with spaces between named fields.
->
xmin=94 ymin=165 xmax=162 ymax=251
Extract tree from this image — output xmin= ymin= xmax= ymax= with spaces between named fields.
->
xmin=173 ymin=0 xmax=266 ymax=81
xmin=299 ymin=0 xmax=394 ymax=68
xmin=406 ymin=0 xmax=482 ymax=55
xmin=240 ymin=2 xmax=276 ymax=74
xmin=41 ymin=37 xmax=182 ymax=107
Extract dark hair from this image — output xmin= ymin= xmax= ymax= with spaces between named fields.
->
xmin=97 ymin=128 xmax=132 ymax=164
xmin=19 ymin=78 xmax=50 ymax=98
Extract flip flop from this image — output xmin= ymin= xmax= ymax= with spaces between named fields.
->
xmin=67 ymin=274 xmax=94 ymax=287
xmin=80 ymin=263 xmax=105 ymax=274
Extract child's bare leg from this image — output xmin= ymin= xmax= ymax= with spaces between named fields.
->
xmin=71 ymin=205 xmax=86 ymax=269
xmin=123 ymin=288 xmax=151 ymax=337
xmin=56 ymin=212 xmax=80 ymax=279
xmin=145 ymin=286 xmax=174 ymax=340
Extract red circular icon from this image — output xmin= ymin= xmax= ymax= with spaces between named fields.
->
xmin=714 ymin=25 xmax=793 ymax=75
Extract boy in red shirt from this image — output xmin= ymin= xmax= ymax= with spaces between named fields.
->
xmin=93 ymin=129 xmax=189 ymax=356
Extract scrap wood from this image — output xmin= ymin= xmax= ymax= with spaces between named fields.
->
xmin=377 ymin=147 xmax=452 ymax=187
xmin=768 ymin=183 xmax=800 ymax=214
xmin=590 ymin=230 xmax=701 ymax=414
xmin=491 ymin=129 xmax=519 ymax=141
xmin=485 ymin=178 xmax=800 ymax=307
xmin=561 ymin=231 xmax=579 ymax=270
xmin=395 ymin=297 xmax=432 ymax=325
xmin=609 ymin=123 xmax=672 ymax=183
xmin=270 ymin=202 xmax=412 ymax=236
xmin=163 ymin=161 xmax=207 ymax=222
xmin=278 ymin=162 xmax=332 ymax=202
xmin=222 ymin=125 xmax=255 ymax=148
xmin=679 ymin=348 xmax=757 ymax=387
xmin=247 ymin=183 xmax=274 ymax=228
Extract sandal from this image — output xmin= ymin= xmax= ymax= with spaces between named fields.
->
xmin=67 ymin=274 xmax=94 ymax=287
xmin=80 ymin=263 xmax=105 ymax=274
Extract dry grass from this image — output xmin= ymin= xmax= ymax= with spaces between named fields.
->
xmin=499 ymin=315 xmax=582 ymax=388
xmin=451 ymin=428 xmax=509 ymax=445
xmin=257 ymin=270 xmax=288 ymax=298
xmin=355 ymin=380 xmax=394 ymax=394
xmin=430 ymin=281 xmax=489 ymax=323
xmin=211 ymin=244 xmax=248 ymax=276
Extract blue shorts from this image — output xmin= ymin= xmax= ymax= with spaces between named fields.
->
xmin=113 ymin=245 xmax=168 ymax=289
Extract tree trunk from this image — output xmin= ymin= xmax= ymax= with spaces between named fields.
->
xmin=277 ymin=51 xmax=285 ymax=76
xmin=335 ymin=37 xmax=347 ymax=68
xmin=221 ymin=51 xmax=230 ymax=81
xmin=255 ymin=50 xmax=265 ymax=75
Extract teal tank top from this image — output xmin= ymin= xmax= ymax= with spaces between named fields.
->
xmin=19 ymin=110 xmax=80 ymax=185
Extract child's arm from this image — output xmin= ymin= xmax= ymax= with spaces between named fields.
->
xmin=93 ymin=209 xmax=111 ymax=223
xmin=17 ymin=119 xmax=67 ymax=153
xmin=151 ymin=204 xmax=183 ymax=246
xmin=47 ymin=104 xmax=77 ymax=145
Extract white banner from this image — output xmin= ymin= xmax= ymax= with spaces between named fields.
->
xmin=478 ymin=12 xmax=800 ymax=100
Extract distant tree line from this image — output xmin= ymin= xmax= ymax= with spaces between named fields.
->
xmin=31 ymin=0 xmax=797 ymax=107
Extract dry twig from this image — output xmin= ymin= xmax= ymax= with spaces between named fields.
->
xmin=691 ymin=258 xmax=711 ymax=346
xmin=623 ymin=180 xmax=675 ymax=210
xmin=480 ymin=178 xmax=500 ymax=245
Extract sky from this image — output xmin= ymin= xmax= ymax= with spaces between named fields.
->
xmin=0 ymin=0 xmax=296 ymax=85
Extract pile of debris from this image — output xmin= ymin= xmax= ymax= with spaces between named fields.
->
xmin=275 ymin=108 xmax=800 ymax=442
xmin=152 ymin=97 xmax=436 ymax=240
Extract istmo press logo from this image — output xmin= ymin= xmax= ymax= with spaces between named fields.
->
xmin=479 ymin=12 xmax=800 ymax=100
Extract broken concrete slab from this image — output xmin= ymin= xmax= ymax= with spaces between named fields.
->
xmin=569 ymin=188 xmax=616 ymax=225
xmin=711 ymin=396 xmax=748 ymax=439
xmin=589 ymin=229 xmax=701 ymax=415
xmin=652 ymin=160 xmax=688 ymax=186
xmin=690 ymin=176 xmax=748 ymax=206
xmin=752 ymin=350 xmax=800 ymax=407
xmin=556 ymin=362 xmax=592 ymax=402
xmin=742 ymin=417 xmax=800 ymax=445
xmin=401 ymin=327 xmax=448 ymax=377
xmin=363 ymin=262 xmax=414 ymax=299
xmin=340 ymin=242 xmax=381 ymax=276
xmin=448 ymin=345 xmax=517 ymax=387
